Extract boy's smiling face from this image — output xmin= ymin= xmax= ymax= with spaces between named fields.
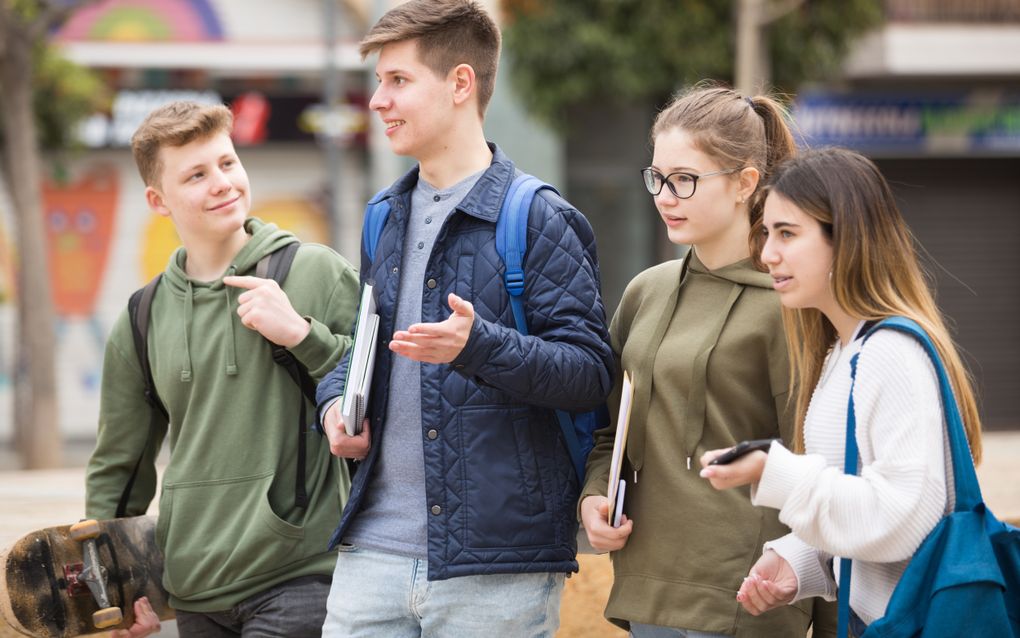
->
xmin=146 ymin=132 xmax=251 ymax=244
xmin=369 ymin=38 xmax=459 ymax=163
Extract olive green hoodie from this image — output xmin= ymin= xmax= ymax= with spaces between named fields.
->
xmin=86 ymin=218 xmax=359 ymax=612
xmin=582 ymin=250 xmax=814 ymax=636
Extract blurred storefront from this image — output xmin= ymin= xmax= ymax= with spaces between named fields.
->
xmin=793 ymin=0 xmax=1020 ymax=428
xmin=0 ymin=0 xmax=560 ymax=442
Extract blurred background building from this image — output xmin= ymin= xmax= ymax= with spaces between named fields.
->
xmin=0 ymin=0 xmax=1016 ymax=462
xmin=792 ymin=0 xmax=1020 ymax=429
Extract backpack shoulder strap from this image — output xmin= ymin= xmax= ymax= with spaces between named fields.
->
xmin=363 ymin=188 xmax=392 ymax=263
xmin=255 ymin=241 xmax=300 ymax=284
xmin=119 ymin=274 xmax=166 ymax=518
xmin=495 ymin=173 xmax=559 ymax=336
xmin=255 ymin=242 xmax=315 ymax=401
xmin=493 ymin=174 xmax=587 ymax=480
xmin=255 ymin=241 xmax=318 ymax=508
xmin=128 ymin=274 xmax=166 ymax=418
xmin=838 ymin=316 xmax=982 ymax=637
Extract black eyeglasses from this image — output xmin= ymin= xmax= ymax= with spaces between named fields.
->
xmin=640 ymin=167 xmax=740 ymax=199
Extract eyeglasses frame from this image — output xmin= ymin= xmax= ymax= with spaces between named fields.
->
xmin=640 ymin=167 xmax=742 ymax=199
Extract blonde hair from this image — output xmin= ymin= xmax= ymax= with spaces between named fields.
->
xmin=359 ymin=0 xmax=500 ymax=116
xmin=130 ymin=101 xmax=233 ymax=187
xmin=765 ymin=147 xmax=982 ymax=463
xmin=652 ymin=82 xmax=797 ymax=269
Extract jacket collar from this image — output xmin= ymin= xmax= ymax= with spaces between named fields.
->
xmin=372 ymin=143 xmax=515 ymax=223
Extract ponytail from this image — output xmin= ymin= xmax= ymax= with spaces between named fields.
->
xmin=747 ymin=95 xmax=797 ymax=267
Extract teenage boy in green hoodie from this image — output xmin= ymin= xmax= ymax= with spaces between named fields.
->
xmin=85 ymin=101 xmax=359 ymax=637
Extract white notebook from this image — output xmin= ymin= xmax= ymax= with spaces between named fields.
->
xmin=607 ymin=371 xmax=633 ymax=527
xmin=340 ymin=284 xmax=380 ymax=436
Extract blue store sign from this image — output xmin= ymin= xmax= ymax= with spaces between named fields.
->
xmin=792 ymin=92 xmax=1020 ymax=155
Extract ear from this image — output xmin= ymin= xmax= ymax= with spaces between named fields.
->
xmin=450 ymin=63 xmax=476 ymax=107
xmin=145 ymin=186 xmax=171 ymax=218
xmin=737 ymin=166 xmax=761 ymax=202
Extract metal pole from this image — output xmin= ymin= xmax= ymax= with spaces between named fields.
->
xmin=324 ymin=0 xmax=344 ymax=251
xmin=367 ymin=0 xmax=403 ymax=193
xmin=735 ymin=0 xmax=763 ymax=96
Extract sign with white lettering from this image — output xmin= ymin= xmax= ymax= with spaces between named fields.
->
xmin=793 ymin=92 xmax=1020 ymax=155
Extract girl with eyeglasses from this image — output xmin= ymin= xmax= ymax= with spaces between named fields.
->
xmin=699 ymin=148 xmax=982 ymax=637
xmin=579 ymin=84 xmax=828 ymax=637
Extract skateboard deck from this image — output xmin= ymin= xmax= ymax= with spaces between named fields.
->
xmin=0 ymin=516 xmax=172 ymax=637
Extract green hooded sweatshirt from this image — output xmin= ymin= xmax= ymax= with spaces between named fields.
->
xmin=86 ymin=218 xmax=359 ymax=612
xmin=582 ymin=250 xmax=815 ymax=636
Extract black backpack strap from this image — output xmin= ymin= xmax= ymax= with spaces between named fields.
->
xmin=120 ymin=274 xmax=166 ymax=518
xmin=256 ymin=242 xmax=316 ymax=508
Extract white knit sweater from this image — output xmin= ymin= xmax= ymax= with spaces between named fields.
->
xmin=753 ymin=321 xmax=951 ymax=624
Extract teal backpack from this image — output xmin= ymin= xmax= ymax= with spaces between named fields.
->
xmin=362 ymin=173 xmax=608 ymax=483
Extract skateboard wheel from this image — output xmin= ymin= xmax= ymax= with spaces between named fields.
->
xmin=70 ymin=519 xmax=101 ymax=541
xmin=93 ymin=606 xmax=123 ymax=629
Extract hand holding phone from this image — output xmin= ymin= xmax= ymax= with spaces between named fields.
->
xmin=708 ymin=438 xmax=777 ymax=465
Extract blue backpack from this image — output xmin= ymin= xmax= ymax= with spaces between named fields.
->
xmin=838 ymin=317 xmax=1020 ymax=638
xmin=362 ymin=173 xmax=608 ymax=483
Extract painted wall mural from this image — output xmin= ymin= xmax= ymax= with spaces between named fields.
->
xmin=55 ymin=0 xmax=224 ymax=42
xmin=44 ymin=168 xmax=119 ymax=318
xmin=0 ymin=155 xmax=335 ymax=441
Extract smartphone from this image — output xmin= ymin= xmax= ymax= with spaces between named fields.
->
xmin=708 ymin=438 xmax=777 ymax=465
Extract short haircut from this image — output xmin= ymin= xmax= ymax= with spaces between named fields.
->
xmin=131 ymin=101 xmax=234 ymax=188
xmin=359 ymin=0 xmax=501 ymax=116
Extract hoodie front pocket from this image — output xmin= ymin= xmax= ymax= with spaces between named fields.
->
xmin=159 ymin=471 xmax=314 ymax=600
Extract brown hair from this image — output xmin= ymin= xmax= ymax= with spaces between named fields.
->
xmin=765 ymin=147 xmax=982 ymax=463
xmin=652 ymin=82 xmax=797 ymax=268
xmin=359 ymin=0 xmax=501 ymax=116
xmin=131 ymin=101 xmax=233 ymax=188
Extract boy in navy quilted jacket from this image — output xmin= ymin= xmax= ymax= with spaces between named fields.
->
xmin=314 ymin=1 xmax=613 ymax=635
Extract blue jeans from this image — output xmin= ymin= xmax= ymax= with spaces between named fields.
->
xmin=629 ymin=622 xmax=732 ymax=638
xmin=175 ymin=575 xmax=330 ymax=637
xmin=321 ymin=545 xmax=565 ymax=637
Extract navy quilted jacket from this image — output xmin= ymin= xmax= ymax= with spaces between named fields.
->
xmin=317 ymin=145 xmax=613 ymax=580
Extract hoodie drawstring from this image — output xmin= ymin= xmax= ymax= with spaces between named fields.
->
xmin=181 ymin=282 xmax=194 ymax=382
xmin=683 ymin=282 xmax=744 ymax=467
xmin=224 ymin=265 xmax=239 ymax=376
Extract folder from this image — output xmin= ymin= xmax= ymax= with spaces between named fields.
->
xmin=340 ymin=283 xmax=380 ymax=436
xmin=607 ymin=371 xmax=633 ymax=527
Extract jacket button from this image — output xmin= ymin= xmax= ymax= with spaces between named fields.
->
xmin=431 ymin=505 xmax=442 ymax=515
xmin=426 ymin=278 xmax=437 ymax=289
xmin=392 ymin=266 xmax=398 ymax=274
xmin=426 ymin=429 xmax=438 ymax=440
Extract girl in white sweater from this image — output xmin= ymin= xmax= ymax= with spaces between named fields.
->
xmin=698 ymin=148 xmax=983 ymax=637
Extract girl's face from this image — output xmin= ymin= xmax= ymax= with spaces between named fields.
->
xmin=760 ymin=192 xmax=836 ymax=312
xmin=648 ymin=128 xmax=747 ymax=249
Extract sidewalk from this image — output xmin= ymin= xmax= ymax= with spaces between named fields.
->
xmin=1 ymin=431 xmax=1018 ymax=637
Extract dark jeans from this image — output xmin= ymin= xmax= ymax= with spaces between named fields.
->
xmin=175 ymin=575 xmax=330 ymax=638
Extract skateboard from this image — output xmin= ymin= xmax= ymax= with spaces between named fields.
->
xmin=0 ymin=516 xmax=172 ymax=637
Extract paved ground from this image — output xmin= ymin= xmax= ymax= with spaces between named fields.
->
xmin=1 ymin=431 xmax=1017 ymax=637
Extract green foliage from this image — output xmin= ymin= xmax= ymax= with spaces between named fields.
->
xmin=503 ymin=0 xmax=883 ymax=125
xmin=32 ymin=44 xmax=110 ymax=152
